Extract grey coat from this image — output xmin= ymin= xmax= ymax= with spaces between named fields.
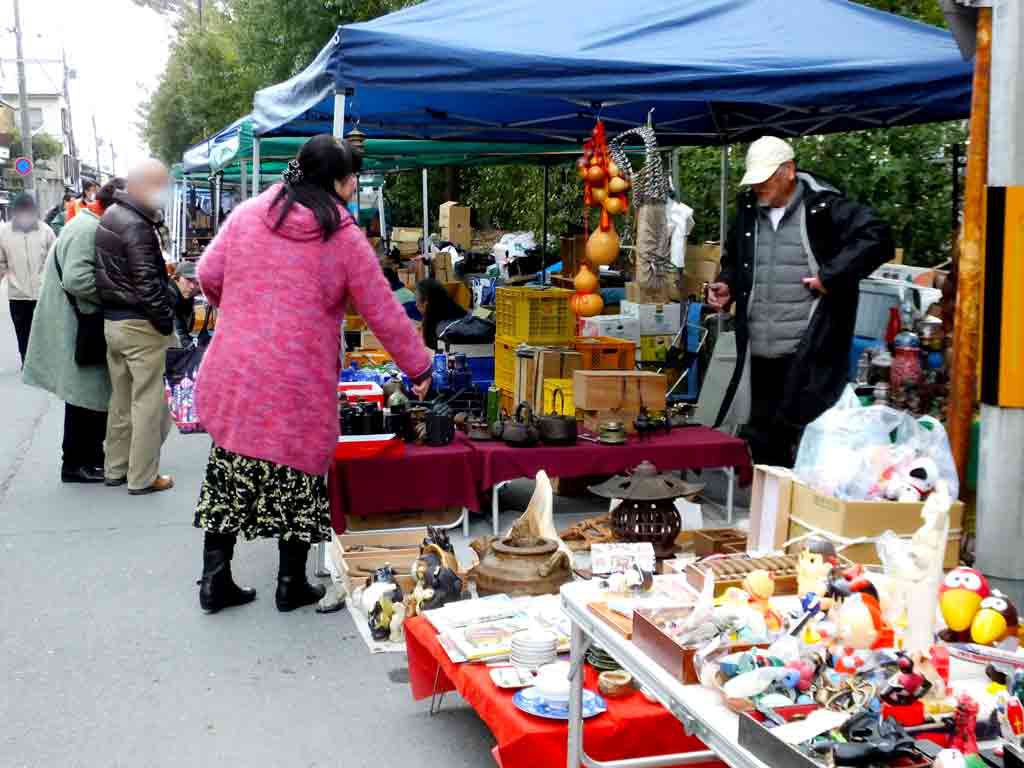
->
xmin=23 ymin=210 xmax=112 ymax=412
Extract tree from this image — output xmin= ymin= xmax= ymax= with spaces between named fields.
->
xmin=10 ymin=130 xmax=64 ymax=163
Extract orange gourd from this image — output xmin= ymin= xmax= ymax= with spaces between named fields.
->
xmin=571 ymin=291 xmax=604 ymax=317
xmin=603 ymin=196 xmax=625 ymax=216
xmin=574 ymin=264 xmax=599 ymax=294
xmin=586 ymin=222 xmax=620 ymax=266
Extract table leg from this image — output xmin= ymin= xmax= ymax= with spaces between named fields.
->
xmin=567 ymin=620 xmax=592 ymax=768
xmin=492 ymin=482 xmax=504 ymax=536
xmin=463 ymin=506 xmax=470 ymax=538
xmin=726 ymin=467 xmax=735 ymax=525
xmin=429 ymin=664 xmax=447 ymax=716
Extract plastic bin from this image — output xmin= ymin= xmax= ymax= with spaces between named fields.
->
xmin=495 ymin=286 xmax=574 ymax=345
xmin=574 ymin=336 xmax=637 ymax=370
xmin=495 ymin=336 xmax=521 ymax=393
xmin=467 ymin=356 xmax=495 ymax=385
xmin=541 ymin=379 xmax=574 ymax=415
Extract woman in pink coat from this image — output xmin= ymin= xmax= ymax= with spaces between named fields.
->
xmin=193 ymin=136 xmax=432 ymax=614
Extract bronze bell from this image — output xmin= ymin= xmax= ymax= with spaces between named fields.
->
xmin=589 ymin=462 xmax=704 ymax=558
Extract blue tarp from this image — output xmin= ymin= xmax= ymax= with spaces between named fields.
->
xmin=253 ymin=0 xmax=971 ymax=145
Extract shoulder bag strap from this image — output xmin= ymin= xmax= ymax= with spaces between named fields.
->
xmin=52 ymin=251 xmax=83 ymax=318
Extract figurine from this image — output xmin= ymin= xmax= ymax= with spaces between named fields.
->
xmin=797 ymin=537 xmax=839 ymax=597
xmin=406 ymin=550 xmax=463 ymax=618
xmin=970 ymin=590 xmax=1019 ymax=646
xmin=368 ymin=589 xmax=402 ymax=642
xmin=939 ymin=567 xmax=991 ymax=642
xmin=742 ymin=569 xmax=783 ymax=633
xmin=880 ymin=655 xmax=933 ymax=706
xmin=837 ymin=592 xmax=893 ymax=650
xmin=423 ymin=526 xmax=459 ymax=572
xmin=950 ymin=694 xmax=980 ymax=756
xmin=389 ymin=600 xmax=407 ymax=643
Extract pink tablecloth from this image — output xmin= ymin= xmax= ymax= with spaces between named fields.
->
xmin=472 ymin=426 xmax=751 ymax=489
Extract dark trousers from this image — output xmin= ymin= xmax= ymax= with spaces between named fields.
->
xmin=63 ymin=403 xmax=107 ymax=470
xmin=743 ymin=355 xmax=802 ymax=468
xmin=9 ymin=300 xmax=36 ymax=366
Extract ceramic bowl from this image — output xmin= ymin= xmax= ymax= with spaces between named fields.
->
xmin=597 ymin=670 xmax=633 ymax=698
xmin=534 ymin=661 xmax=571 ymax=702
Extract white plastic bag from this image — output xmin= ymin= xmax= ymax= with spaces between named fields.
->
xmin=794 ymin=390 xmax=959 ymax=501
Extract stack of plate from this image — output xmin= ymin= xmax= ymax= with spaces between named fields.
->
xmin=510 ymin=629 xmax=558 ymax=672
xmin=586 ymin=645 xmax=621 ymax=672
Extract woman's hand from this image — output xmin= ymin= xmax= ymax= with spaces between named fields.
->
xmin=412 ymin=379 xmax=431 ymax=400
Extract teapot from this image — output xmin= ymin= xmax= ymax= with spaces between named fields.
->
xmin=501 ymin=402 xmax=540 ymax=448
xmin=537 ymin=389 xmax=577 ymax=446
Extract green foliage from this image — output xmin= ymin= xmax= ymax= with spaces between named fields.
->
xmin=11 ymin=130 xmax=64 ymax=163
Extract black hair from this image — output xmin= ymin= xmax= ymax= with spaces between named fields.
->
xmin=96 ymin=177 xmax=126 ymax=210
xmin=271 ymin=134 xmax=363 ymax=242
xmin=416 ymin=278 xmax=467 ymax=349
xmin=63 ymin=192 xmax=74 ymax=203
xmin=382 ymin=267 xmax=403 ymax=292
xmin=82 ymin=179 xmax=99 ymax=193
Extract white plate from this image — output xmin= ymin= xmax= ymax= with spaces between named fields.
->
xmin=490 ymin=667 xmax=535 ymax=689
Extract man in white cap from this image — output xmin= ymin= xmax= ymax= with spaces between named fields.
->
xmin=708 ymin=136 xmax=892 ymax=465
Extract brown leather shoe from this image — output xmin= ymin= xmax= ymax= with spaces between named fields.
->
xmin=129 ymin=475 xmax=175 ymax=496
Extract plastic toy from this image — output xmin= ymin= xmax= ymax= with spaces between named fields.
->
xmin=939 ymin=567 xmax=991 ymax=640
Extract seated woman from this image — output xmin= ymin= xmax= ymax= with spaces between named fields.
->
xmin=416 ymin=278 xmax=469 ymax=351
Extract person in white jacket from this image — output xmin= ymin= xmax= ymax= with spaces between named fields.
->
xmin=0 ymin=193 xmax=56 ymax=365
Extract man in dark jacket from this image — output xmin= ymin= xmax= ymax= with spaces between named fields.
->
xmin=708 ymin=137 xmax=893 ymax=466
xmin=95 ymin=159 xmax=176 ymax=495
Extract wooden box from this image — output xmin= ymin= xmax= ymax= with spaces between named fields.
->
xmin=572 ymin=370 xmax=667 ymax=413
xmin=685 ymin=554 xmax=802 ymax=597
xmin=693 ymin=528 xmax=748 ymax=557
xmin=633 ymin=606 xmax=765 ymax=684
xmin=559 ymin=234 xmax=587 ymax=280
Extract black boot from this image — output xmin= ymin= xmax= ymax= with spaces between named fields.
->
xmin=275 ymin=537 xmax=326 ymax=612
xmin=199 ymin=532 xmax=257 ymax=613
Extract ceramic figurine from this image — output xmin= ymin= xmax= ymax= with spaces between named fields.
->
xmin=939 ymin=567 xmax=991 ymax=642
xmin=837 ymin=592 xmax=893 ymax=650
xmin=970 ymin=590 xmax=1019 ymax=646
xmin=797 ymin=537 xmax=839 ymax=597
xmin=408 ymin=551 xmax=463 ymax=617
xmin=389 ymin=601 xmax=407 ymax=643
xmin=742 ymin=569 xmax=783 ymax=633
xmin=368 ymin=590 xmax=401 ymax=642
xmin=881 ymin=655 xmax=932 ymax=706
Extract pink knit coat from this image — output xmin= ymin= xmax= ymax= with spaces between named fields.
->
xmin=196 ymin=185 xmax=432 ymax=476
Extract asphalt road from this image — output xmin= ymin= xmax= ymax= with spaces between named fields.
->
xmin=0 ymin=285 xmax=500 ymax=768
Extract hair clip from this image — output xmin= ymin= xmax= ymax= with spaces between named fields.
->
xmin=283 ymin=159 xmax=304 ymax=185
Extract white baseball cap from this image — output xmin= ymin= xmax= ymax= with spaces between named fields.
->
xmin=739 ymin=136 xmax=795 ymax=186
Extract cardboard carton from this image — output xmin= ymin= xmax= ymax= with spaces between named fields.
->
xmin=439 ymin=202 xmax=472 ymax=250
xmin=443 ymin=281 xmax=472 ymax=310
xmin=626 ymin=274 xmax=682 ymax=304
xmin=392 ymin=227 xmax=423 ymax=256
xmin=621 ymin=300 xmax=682 ymax=335
xmin=580 ymin=315 xmax=640 ymax=342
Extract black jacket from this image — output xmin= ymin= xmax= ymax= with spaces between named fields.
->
xmin=95 ymin=192 xmax=174 ymax=335
xmin=716 ymin=172 xmax=893 ymax=428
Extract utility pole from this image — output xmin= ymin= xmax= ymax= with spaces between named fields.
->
xmin=975 ymin=0 xmax=1024 ymax=581
xmin=12 ymin=0 xmax=36 ymax=196
xmin=62 ymin=48 xmax=79 ymax=189
xmin=91 ymin=114 xmax=102 ymax=182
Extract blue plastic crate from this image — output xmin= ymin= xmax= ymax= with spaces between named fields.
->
xmin=467 ymin=356 xmax=495 ymax=383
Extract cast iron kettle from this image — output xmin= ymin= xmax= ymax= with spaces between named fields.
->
xmin=425 ymin=403 xmax=455 ymax=446
xmin=537 ymin=388 xmax=577 ymax=446
xmin=501 ymin=402 xmax=540 ymax=448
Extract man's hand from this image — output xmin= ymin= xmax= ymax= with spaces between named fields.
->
xmin=412 ymin=379 xmax=431 ymax=401
xmin=707 ymin=282 xmax=731 ymax=310
xmin=802 ymin=276 xmax=828 ymax=295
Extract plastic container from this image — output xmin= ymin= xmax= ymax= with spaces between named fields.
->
xmin=573 ymin=336 xmax=636 ymax=370
xmin=541 ymin=379 xmax=574 ymax=416
xmin=467 ymin=356 xmax=495 ymax=385
xmin=495 ymin=336 xmax=521 ymax=393
xmin=495 ymin=286 xmax=574 ymax=345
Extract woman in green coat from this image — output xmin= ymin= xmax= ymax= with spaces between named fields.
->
xmin=24 ymin=179 xmax=125 ymax=483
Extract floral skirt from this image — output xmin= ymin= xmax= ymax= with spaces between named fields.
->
xmin=193 ymin=444 xmax=330 ymax=543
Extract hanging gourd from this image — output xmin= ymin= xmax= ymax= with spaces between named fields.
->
xmin=570 ymin=291 xmax=604 ymax=317
xmin=573 ymin=263 xmax=599 ymax=294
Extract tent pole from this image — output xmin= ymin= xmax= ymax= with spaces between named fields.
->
xmin=212 ymin=173 xmax=222 ymax=232
xmin=719 ymin=144 xmax=730 ymax=246
xmin=422 ymin=168 xmax=430 ymax=260
xmin=333 ymin=89 xmax=346 ymax=139
xmin=239 ymin=159 xmax=248 ymax=201
xmin=252 ymin=138 xmax=260 ymax=197
xmin=542 ymin=163 xmax=550 ymax=285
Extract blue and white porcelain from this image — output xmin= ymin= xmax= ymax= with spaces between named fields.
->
xmin=513 ymin=687 xmax=607 ymax=720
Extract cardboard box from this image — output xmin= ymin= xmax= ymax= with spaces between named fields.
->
xmin=392 ymin=227 xmax=423 ymax=256
xmin=440 ymin=202 xmax=472 ymax=250
xmin=786 ymin=478 xmax=964 ymax=569
xmin=686 ymin=243 xmax=722 ymax=266
xmin=573 ymin=369 xmax=667 ymax=413
xmin=444 ymin=281 xmax=472 ymax=310
xmin=683 ymin=259 xmax=720 ymax=300
xmin=747 ymin=466 xmax=796 ymax=554
xmin=360 ymin=331 xmax=384 ymax=350
xmin=559 ymin=234 xmax=587 ymax=280
xmin=580 ymin=315 xmax=640 ymax=342
xmin=626 ymin=275 xmax=682 ymax=304
xmin=621 ymin=300 xmax=682 ymax=335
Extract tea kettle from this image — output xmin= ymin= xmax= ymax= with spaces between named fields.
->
xmin=501 ymin=402 xmax=540 ymax=448
xmin=537 ymin=389 xmax=577 ymax=446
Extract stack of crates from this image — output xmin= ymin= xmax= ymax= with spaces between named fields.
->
xmin=573 ymin=336 xmax=636 ymax=371
xmin=494 ymin=286 xmax=575 ymax=406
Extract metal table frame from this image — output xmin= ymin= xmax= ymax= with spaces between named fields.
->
xmin=561 ymin=582 xmax=771 ymax=768
xmin=491 ymin=467 xmax=736 ymax=537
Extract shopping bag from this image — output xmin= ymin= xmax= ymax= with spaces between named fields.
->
xmin=165 ymin=342 xmax=207 ymax=434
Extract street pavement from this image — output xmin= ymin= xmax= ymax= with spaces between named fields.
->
xmin=0 ymin=285 xmax=498 ymax=768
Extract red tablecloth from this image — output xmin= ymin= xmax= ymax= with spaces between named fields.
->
xmin=404 ymin=616 xmax=726 ymax=768
xmin=472 ymin=426 xmax=751 ymax=489
xmin=328 ymin=434 xmax=480 ymax=533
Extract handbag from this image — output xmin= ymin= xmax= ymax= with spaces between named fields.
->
xmin=53 ymin=253 xmax=107 ymax=366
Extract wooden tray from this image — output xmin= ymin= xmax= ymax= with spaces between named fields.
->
xmin=588 ymin=602 xmax=633 ymax=639
xmin=685 ymin=554 xmax=800 ymax=597
xmin=693 ymin=528 xmax=748 ymax=557
xmin=632 ymin=606 xmax=765 ymax=684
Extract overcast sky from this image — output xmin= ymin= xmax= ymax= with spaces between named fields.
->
xmin=1 ymin=0 xmax=173 ymax=172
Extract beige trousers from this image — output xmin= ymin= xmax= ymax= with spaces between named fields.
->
xmin=104 ymin=319 xmax=173 ymax=490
